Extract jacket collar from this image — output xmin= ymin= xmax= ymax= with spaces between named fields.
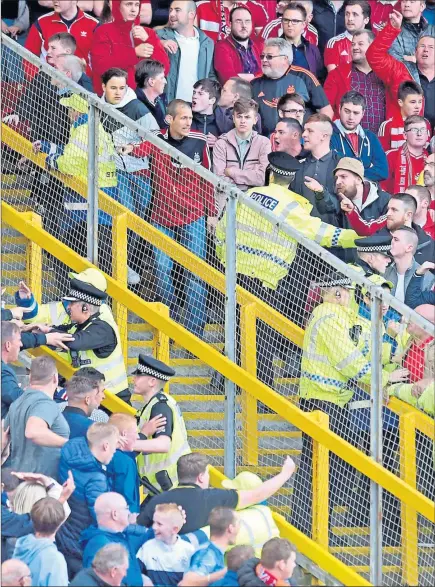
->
xmin=334 ymin=119 xmax=365 ymax=139
xmin=51 ymin=8 xmax=84 ymax=24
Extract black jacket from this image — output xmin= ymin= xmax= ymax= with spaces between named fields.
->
xmin=53 ymin=313 xmax=117 ymax=358
xmin=312 ymin=0 xmax=346 ymax=54
xmin=191 ymin=112 xmax=220 ymax=138
xmin=135 ymin=87 xmax=167 ymax=129
xmin=78 ymin=73 xmax=94 ymax=93
xmin=237 ymin=558 xmax=265 ymax=587
xmin=70 ymin=568 xmax=112 ymax=587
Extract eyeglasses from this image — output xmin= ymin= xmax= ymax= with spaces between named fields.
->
xmin=282 ymin=18 xmax=304 ymax=25
xmin=281 ymin=108 xmax=305 ymax=115
xmin=260 ymin=53 xmax=286 ymax=61
xmin=405 ymin=127 xmax=427 ymax=135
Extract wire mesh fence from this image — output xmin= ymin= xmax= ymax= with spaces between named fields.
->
xmin=2 ymin=35 xmax=434 ymax=586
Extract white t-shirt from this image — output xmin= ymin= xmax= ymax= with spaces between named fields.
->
xmin=395 ymin=273 xmax=406 ymax=303
xmin=175 ymin=29 xmax=200 ymax=101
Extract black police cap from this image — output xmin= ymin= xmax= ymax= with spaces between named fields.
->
xmin=355 ymin=234 xmax=392 ymax=254
xmin=63 ymin=278 xmax=108 ymax=306
xmin=132 ymin=354 xmax=176 ymax=381
xmin=268 ymin=152 xmax=301 ymax=177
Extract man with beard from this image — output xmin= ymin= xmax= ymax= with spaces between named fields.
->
xmin=419 ymin=152 xmax=435 ymax=204
xmin=334 ymin=159 xmax=391 ymax=238
xmin=214 ymin=6 xmax=263 ymax=85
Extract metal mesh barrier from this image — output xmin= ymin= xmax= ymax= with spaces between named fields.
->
xmin=2 ymin=35 xmax=434 ymax=586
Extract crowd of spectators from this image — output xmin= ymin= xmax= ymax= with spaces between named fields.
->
xmin=1 ymin=0 xmax=435 ymax=584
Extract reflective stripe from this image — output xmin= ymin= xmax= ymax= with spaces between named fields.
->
xmin=336 ymin=348 xmax=362 ymax=371
xmin=235 ymin=222 xmax=291 ymax=250
xmin=301 ymin=370 xmax=348 ymax=389
xmin=23 ymin=299 xmax=37 ymax=313
xmin=314 ymin=222 xmax=328 ymax=244
xmin=354 ymin=363 xmax=371 ymax=381
xmin=107 ymin=371 xmax=130 ymax=389
xmin=94 ymin=353 xmax=126 ymax=372
xmin=277 ymin=201 xmax=299 ymax=223
xmin=348 ymin=400 xmax=371 ymax=410
xmin=49 ymin=302 xmax=61 ymax=325
xmin=251 ymin=506 xmax=275 ymax=547
xmin=70 ymin=138 xmax=88 ymax=151
xmin=331 ymin=228 xmax=341 ymax=247
xmin=144 ymin=440 xmax=191 ymax=475
xmin=65 ymin=202 xmax=87 ymax=211
xmin=239 ymin=518 xmax=256 ymax=546
xmin=236 ymin=245 xmax=293 ymax=270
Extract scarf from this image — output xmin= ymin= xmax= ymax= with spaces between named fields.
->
xmin=218 ymin=0 xmax=231 ymax=40
xmin=399 ymin=143 xmax=426 ymax=191
xmin=256 ymin=564 xmax=285 ymax=586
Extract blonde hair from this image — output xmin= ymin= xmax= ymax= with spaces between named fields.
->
xmin=109 ymin=413 xmax=137 ymax=432
xmin=155 ymin=503 xmax=184 ymax=528
xmin=13 ymin=482 xmax=48 ymax=514
xmin=86 ymin=422 xmax=119 ymax=448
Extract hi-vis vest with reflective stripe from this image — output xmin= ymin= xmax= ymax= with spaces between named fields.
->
xmin=65 ymin=307 xmax=128 ymax=395
xmin=137 ymin=393 xmax=191 ymax=491
xmin=187 ymin=505 xmax=279 ymax=557
xmin=24 ymin=301 xmax=69 ymax=327
xmin=215 ymin=184 xmax=357 ymax=290
xmin=300 ymin=302 xmax=390 ymax=408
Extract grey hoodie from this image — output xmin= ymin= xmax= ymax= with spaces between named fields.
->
xmin=102 ymin=86 xmax=159 ymax=173
xmin=13 ymin=534 xmax=68 ymax=587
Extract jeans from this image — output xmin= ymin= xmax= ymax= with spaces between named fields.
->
xmin=153 ymin=217 xmax=207 ymax=338
xmin=116 ymin=170 xmax=152 ymax=218
xmin=1 ymin=21 xmax=25 ymax=83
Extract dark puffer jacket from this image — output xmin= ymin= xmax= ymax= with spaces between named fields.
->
xmin=237 ymin=558 xmax=265 ymax=587
xmin=57 ymin=437 xmax=112 ymax=560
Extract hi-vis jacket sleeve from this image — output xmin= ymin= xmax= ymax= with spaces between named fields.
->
xmin=286 ymin=201 xmax=358 ymax=249
xmin=319 ymin=313 xmax=391 ymax=388
xmin=47 ymin=126 xmax=87 ymax=177
xmin=388 ymin=382 xmax=434 ymax=417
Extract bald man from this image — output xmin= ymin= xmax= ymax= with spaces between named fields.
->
xmin=1 ymin=559 xmax=32 ymax=587
xmin=81 ymin=493 xmax=152 ymax=587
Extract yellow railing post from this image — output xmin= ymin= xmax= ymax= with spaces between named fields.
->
xmin=154 ymin=303 xmax=170 ymax=394
xmin=112 ymin=212 xmax=128 ymax=365
xmin=309 ymin=411 xmax=329 ymax=553
xmin=400 ymin=412 xmax=418 ymax=587
xmin=240 ymin=302 xmax=258 ymax=465
xmin=24 ymin=212 xmax=42 ymax=303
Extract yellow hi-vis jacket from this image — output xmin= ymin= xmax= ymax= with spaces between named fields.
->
xmin=215 ymin=184 xmax=358 ymax=290
xmin=187 ymin=505 xmax=280 ymax=557
xmin=64 ymin=308 xmax=128 ymax=396
xmin=137 ymin=392 xmax=191 ymax=493
xmin=300 ymin=302 xmax=390 ymax=407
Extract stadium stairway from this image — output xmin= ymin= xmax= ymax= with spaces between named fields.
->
xmin=2 ymin=169 xmax=434 ymax=586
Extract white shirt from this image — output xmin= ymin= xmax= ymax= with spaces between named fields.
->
xmin=396 ymin=273 xmax=406 ymax=303
xmin=175 ymin=29 xmax=200 ymax=101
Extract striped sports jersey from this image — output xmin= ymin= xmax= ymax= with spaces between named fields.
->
xmin=262 ymin=18 xmax=319 ymax=45
xmin=378 ymin=113 xmax=432 ymax=151
xmin=324 ymin=30 xmax=353 ymax=69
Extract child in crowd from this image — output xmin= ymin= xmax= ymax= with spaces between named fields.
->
xmin=137 ymin=503 xmax=195 ymax=586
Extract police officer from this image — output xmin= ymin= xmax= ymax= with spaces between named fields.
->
xmin=290 ymin=271 xmax=409 ymax=543
xmin=133 ymin=354 xmax=191 ymax=498
xmin=355 ymin=234 xmax=393 ymax=276
xmin=215 ymin=152 xmax=359 ymax=388
xmin=40 ymin=269 xmax=130 ymax=403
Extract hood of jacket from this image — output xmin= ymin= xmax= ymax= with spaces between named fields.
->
xmin=13 ymin=534 xmax=56 ymax=566
xmin=60 ymin=436 xmax=104 ymax=474
xmin=111 ymin=0 xmax=144 ymax=26
xmin=237 ymin=558 xmax=265 ymax=587
xmin=103 ymin=86 xmax=138 ymax=110
xmin=79 ymin=525 xmax=125 ymax=550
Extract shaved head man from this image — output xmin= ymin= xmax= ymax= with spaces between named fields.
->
xmin=1 ymin=560 xmax=32 ymax=587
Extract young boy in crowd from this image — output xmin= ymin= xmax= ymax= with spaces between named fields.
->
xmin=190 ymin=79 xmax=222 ymax=147
xmin=378 ymin=81 xmax=432 ymax=151
xmin=137 ymin=503 xmax=195 ymax=586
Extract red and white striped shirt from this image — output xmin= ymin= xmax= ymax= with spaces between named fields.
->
xmin=378 ymin=113 xmax=432 ymax=151
xmin=324 ymin=30 xmax=352 ymax=70
xmin=196 ymin=0 xmax=268 ymax=42
xmin=262 ymin=18 xmax=318 ymax=46
xmin=371 ymin=1 xmax=397 ymax=35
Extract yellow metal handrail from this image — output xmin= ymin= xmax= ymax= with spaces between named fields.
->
xmin=3 ymin=203 xmax=433 ymax=526
xmin=2 ymin=123 xmax=431 ymax=442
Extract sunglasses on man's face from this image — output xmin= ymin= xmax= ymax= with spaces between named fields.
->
xmin=260 ymin=53 xmax=286 ymax=61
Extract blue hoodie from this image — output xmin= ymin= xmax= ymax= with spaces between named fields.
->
xmin=80 ymin=524 xmax=153 ymax=587
xmin=13 ymin=534 xmax=68 ymax=587
xmin=56 ymin=436 xmax=112 ymax=559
